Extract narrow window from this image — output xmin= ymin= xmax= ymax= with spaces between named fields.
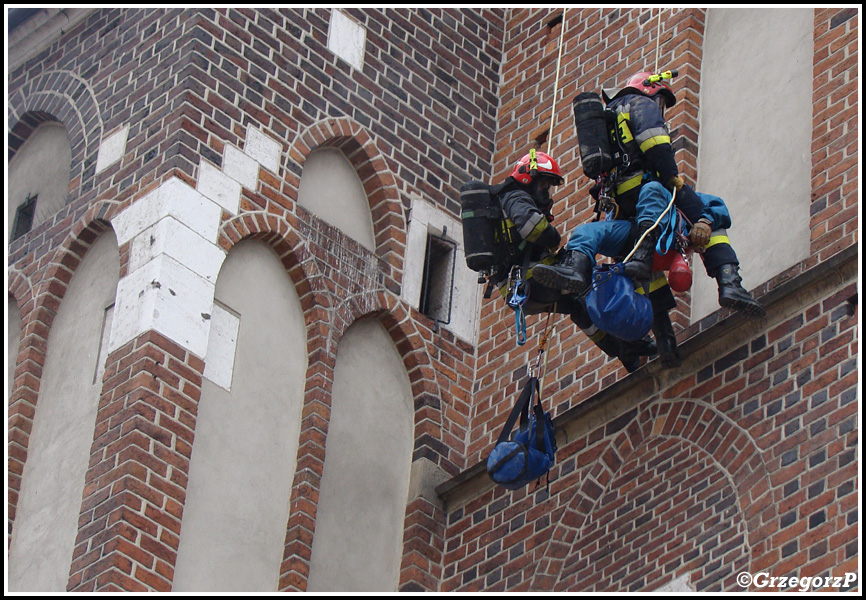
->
xmin=419 ymin=229 xmax=456 ymax=325
xmin=11 ymin=194 xmax=37 ymax=242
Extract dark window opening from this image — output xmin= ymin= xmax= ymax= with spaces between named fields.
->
xmin=11 ymin=194 xmax=37 ymax=242
xmin=420 ymin=229 xmax=456 ymax=326
xmin=546 ymin=13 xmax=563 ymax=42
xmin=534 ymin=128 xmax=550 ymax=149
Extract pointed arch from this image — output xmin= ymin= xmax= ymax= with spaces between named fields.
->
xmin=286 ymin=116 xmax=407 ymax=292
xmin=8 ymin=69 xmax=103 ymax=197
xmin=7 ymin=202 xmax=120 ymax=541
xmin=532 ymin=398 xmax=775 ymax=591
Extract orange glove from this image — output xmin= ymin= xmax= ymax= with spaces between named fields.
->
xmin=690 ymin=219 xmax=712 ymax=248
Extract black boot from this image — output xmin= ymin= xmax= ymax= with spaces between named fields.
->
xmin=651 ymin=311 xmax=681 ymax=369
xmin=715 ymin=264 xmax=766 ymax=318
xmin=624 ymin=221 xmax=659 ymax=283
xmin=532 ymin=250 xmax=592 ymax=294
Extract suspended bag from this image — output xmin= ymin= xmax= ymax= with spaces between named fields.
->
xmin=585 ymin=263 xmax=653 ymax=341
xmin=486 ymin=377 xmax=557 ymax=490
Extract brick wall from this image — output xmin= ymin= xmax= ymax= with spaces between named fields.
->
xmin=8 ymin=8 xmax=505 ymax=591
xmin=6 ymin=7 xmax=858 ymax=593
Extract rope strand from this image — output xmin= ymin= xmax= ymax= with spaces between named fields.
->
xmin=546 ymin=7 xmax=567 ymax=154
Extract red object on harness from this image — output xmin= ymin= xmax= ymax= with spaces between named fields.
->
xmin=653 ymin=251 xmax=692 ymax=292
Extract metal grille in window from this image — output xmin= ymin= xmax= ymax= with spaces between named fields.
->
xmin=419 ymin=228 xmax=456 ymax=326
xmin=11 ymin=193 xmax=37 ymax=242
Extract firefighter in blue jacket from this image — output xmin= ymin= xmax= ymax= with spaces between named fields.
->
xmin=533 ymin=71 xmax=765 ymax=365
xmin=490 ymin=150 xmax=657 ymax=372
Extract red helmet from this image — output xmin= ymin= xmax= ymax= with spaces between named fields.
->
xmin=603 ymin=71 xmax=676 ymax=108
xmin=510 ymin=150 xmax=565 ymax=186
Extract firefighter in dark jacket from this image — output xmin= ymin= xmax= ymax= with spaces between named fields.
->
xmin=534 ymin=71 xmax=765 ymax=365
xmin=491 ymin=150 xmax=656 ymax=372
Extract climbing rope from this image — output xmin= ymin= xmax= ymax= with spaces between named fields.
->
xmin=545 ymin=7 xmax=567 ymax=154
xmin=531 ymin=305 xmax=557 ymax=390
xmin=653 ymin=8 xmax=663 ymax=73
xmin=622 ymin=186 xmax=678 ymax=263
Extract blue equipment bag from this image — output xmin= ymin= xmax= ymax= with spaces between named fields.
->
xmin=586 ymin=262 xmax=653 ymax=341
xmin=486 ymin=377 xmax=557 ymax=490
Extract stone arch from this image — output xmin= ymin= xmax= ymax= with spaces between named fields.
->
xmin=286 ymin=116 xmax=407 ymax=292
xmin=8 ymin=69 xmax=103 ymax=196
xmin=532 ymin=398 xmax=775 ymax=591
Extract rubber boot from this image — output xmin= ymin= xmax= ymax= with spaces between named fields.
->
xmin=624 ymin=221 xmax=659 ymax=283
xmin=715 ymin=264 xmax=766 ymax=318
xmin=651 ymin=310 xmax=681 ymax=369
xmin=532 ymin=250 xmax=592 ymax=294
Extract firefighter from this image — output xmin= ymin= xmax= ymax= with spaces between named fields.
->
xmin=490 ymin=150 xmax=657 ymax=372
xmin=543 ymin=71 xmax=765 ymax=317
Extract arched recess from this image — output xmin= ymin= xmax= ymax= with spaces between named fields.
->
xmin=7 ymin=228 xmax=120 ymax=592
xmin=172 ymin=239 xmax=309 ymax=592
xmin=8 ymin=69 xmax=102 ymax=200
xmin=298 ymin=147 xmax=376 ymax=251
xmin=287 ymin=116 xmax=407 ymax=290
xmin=306 ymin=316 xmax=416 ymax=592
xmin=8 ymin=120 xmax=73 ymax=241
xmin=532 ymin=398 xmax=775 ymax=591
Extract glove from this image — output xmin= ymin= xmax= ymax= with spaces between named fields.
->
xmin=669 ymin=175 xmax=684 ymax=191
xmin=690 ymin=219 xmax=712 ymax=248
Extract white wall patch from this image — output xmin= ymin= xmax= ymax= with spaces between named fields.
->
xmin=196 ymin=160 xmax=242 ymax=215
xmin=328 ymin=10 xmax=366 ymax=71
xmin=243 ymin=127 xmax=281 ymax=174
xmin=203 ymin=303 xmax=240 ymax=391
xmin=222 ymin=144 xmax=260 ymax=190
xmin=95 ymin=125 xmax=129 ymax=174
xmin=111 ymin=177 xmax=222 ymax=246
xmin=109 ymin=254 xmax=217 ymax=358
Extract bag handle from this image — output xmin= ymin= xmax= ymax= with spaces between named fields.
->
xmin=495 ymin=376 xmax=539 ymax=445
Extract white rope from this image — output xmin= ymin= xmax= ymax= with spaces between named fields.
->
xmin=546 ymin=7 xmax=567 ymax=154
xmin=653 ymin=8 xmax=663 ymax=73
xmin=623 ymin=187 xmax=678 ymax=263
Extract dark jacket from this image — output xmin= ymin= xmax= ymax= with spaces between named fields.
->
xmin=607 ymin=93 xmax=679 ymax=217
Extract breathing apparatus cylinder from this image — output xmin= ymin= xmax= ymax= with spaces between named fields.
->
xmin=460 ymin=180 xmax=500 ymax=273
xmin=573 ymin=92 xmax=614 ymax=180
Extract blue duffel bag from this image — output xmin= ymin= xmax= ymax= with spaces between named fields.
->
xmin=585 ymin=262 xmax=653 ymax=341
xmin=486 ymin=377 xmax=557 ymax=490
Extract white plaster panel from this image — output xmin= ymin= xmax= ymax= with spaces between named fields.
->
xmin=128 ymin=217 xmax=226 ymax=284
xmin=223 ymin=144 xmax=260 ymax=190
xmin=112 ymin=177 xmax=222 ymax=245
xmin=328 ymin=10 xmax=366 ymax=71
xmin=692 ymin=8 xmax=813 ymax=322
xmin=243 ymin=127 xmax=281 ymax=174
xmin=109 ymin=255 xmax=216 ymax=357
xmin=196 ymin=160 xmax=242 ymax=215
xmin=94 ymin=124 xmax=129 ymax=174
xmin=203 ymin=304 xmax=239 ymax=391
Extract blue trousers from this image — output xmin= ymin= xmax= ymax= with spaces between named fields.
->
xmin=565 ymin=181 xmax=672 ymax=259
